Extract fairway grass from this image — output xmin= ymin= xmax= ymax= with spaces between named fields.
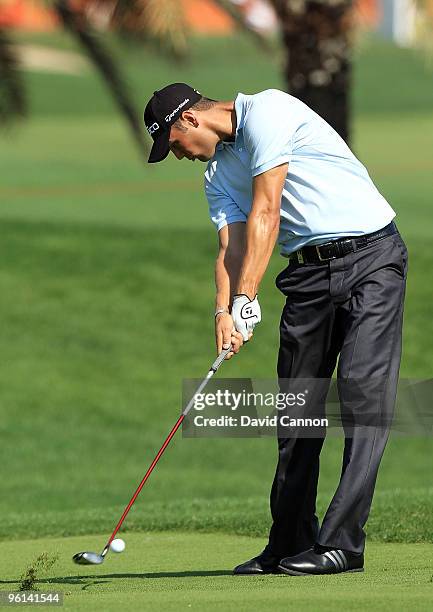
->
xmin=0 ymin=533 xmax=431 ymax=611
xmin=1 ymin=112 xmax=433 ymax=239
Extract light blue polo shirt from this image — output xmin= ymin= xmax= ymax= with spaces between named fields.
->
xmin=204 ymin=89 xmax=396 ymax=256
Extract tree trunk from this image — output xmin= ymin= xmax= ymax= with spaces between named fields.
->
xmin=54 ymin=0 xmax=147 ymax=157
xmin=271 ymin=0 xmax=354 ymax=144
xmin=0 ymin=27 xmax=27 ymax=124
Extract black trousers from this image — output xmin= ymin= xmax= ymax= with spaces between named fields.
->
xmin=267 ymin=230 xmax=408 ymax=556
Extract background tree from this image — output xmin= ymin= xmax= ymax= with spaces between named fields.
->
xmin=0 ymin=0 xmax=263 ymax=154
xmin=0 ymin=22 xmax=27 ymax=123
xmin=269 ymin=0 xmax=353 ymax=142
xmin=0 ymin=0 xmax=432 ymax=151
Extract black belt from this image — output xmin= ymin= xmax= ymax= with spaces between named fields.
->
xmin=288 ymin=222 xmax=397 ymax=265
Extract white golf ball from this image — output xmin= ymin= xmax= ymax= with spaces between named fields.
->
xmin=110 ymin=538 xmax=126 ymax=553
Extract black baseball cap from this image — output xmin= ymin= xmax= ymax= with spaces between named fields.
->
xmin=144 ymin=83 xmax=202 ymax=163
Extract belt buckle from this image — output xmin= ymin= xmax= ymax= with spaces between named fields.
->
xmin=315 ymin=244 xmax=335 ymax=262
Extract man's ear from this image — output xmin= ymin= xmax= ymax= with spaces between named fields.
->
xmin=181 ymin=110 xmax=199 ymax=128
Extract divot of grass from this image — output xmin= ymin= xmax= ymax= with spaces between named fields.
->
xmin=19 ymin=552 xmax=59 ymax=591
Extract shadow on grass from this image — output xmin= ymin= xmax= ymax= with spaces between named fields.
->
xmin=0 ymin=569 xmax=233 ymax=587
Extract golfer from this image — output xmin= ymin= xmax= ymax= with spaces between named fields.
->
xmin=144 ymin=84 xmax=408 ymax=575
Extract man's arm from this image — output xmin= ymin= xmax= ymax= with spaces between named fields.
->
xmin=236 ymin=163 xmax=288 ymax=298
xmin=214 ymin=222 xmax=247 ymax=358
xmin=215 ymin=222 xmax=246 ymax=311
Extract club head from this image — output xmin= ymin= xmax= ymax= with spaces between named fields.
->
xmin=73 ymin=551 xmax=105 ymax=565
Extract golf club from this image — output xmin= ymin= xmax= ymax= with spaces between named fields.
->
xmin=73 ymin=345 xmax=232 ymax=565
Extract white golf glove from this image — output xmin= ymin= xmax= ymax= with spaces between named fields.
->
xmin=231 ymin=294 xmax=262 ymax=342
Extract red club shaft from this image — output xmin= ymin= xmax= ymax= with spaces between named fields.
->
xmin=102 ymin=346 xmax=231 ymax=552
xmin=106 ymin=414 xmax=185 ymax=546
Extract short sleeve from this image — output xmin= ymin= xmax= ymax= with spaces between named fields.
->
xmin=205 ymin=179 xmax=247 ymax=232
xmin=243 ymin=93 xmax=293 ymax=177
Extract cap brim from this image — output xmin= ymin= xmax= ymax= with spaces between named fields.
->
xmin=148 ymin=132 xmax=170 ymax=164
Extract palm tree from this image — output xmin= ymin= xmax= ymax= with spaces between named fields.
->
xmin=54 ymin=0 xmax=147 ymax=154
xmin=82 ymin=0 xmax=354 ymax=142
xmin=269 ymin=0 xmax=353 ymax=142
xmin=0 ymin=0 xmax=264 ymax=154
xmin=0 ymin=25 xmax=27 ymax=124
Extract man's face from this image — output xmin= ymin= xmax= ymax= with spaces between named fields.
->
xmin=168 ymin=112 xmax=217 ymax=162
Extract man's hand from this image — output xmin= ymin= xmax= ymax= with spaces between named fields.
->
xmin=215 ymin=312 xmax=247 ymax=360
xmin=231 ymin=294 xmax=262 ymax=341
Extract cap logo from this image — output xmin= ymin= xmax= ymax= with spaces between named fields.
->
xmin=147 ymin=122 xmax=159 ymax=135
xmin=165 ymin=98 xmax=190 ymax=123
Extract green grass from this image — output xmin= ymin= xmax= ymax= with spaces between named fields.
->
xmin=0 ymin=534 xmax=432 ymax=611
xmin=11 ymin=31 xmax=433 ymax=118
xmin=353 ymin=36 xmax=433 ymax=115
xmin=15 ymin=33 xmax=286 ymax=118
xmin=1 ymin=491 xmax=432 ymax=544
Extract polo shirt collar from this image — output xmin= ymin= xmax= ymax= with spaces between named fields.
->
xmin=215 ymin=93 xmax=246 ymax=152
xmin=234 ymin=92 xmax=247 ymax=141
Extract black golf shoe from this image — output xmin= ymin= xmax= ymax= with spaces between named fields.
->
xmin=278 ymin=547 xmax=364 ymax=576
xmin=233 ymin=549 xmax=282 ymax=575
